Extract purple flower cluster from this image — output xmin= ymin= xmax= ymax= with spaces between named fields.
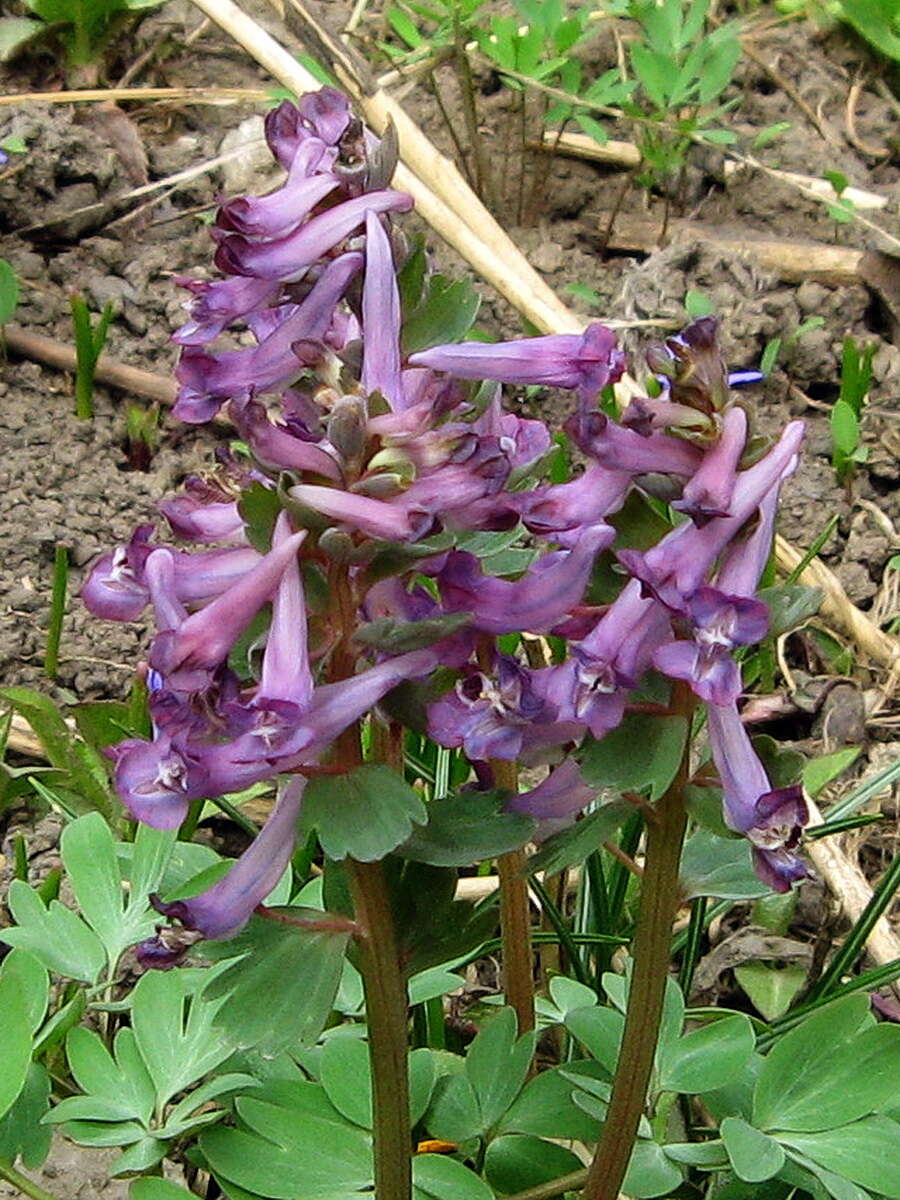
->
xmin=83 ymin=90 xmax=810 ymax=965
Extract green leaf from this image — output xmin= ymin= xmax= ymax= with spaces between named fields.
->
xmin=498 ymin=1062 xmax=608 ymax=1141
xmin=0 ymin=1063 xmax=51 ymax=1168
xmin=201 ymin=1088 xmax=372 ymax=1197
xmin=203 ymin=911 xmax=348 ymax=1055
xmin=132 ymin=968 xmax=235 ymax=1109
xmin=0 ymin=949 xmax=48 ymax=1033
xmin=722 ymin=1117 xmax=785 ymax=1182
xmin=353 ymin=612 xmax=473 ymax=654
xmin=753 ymin=993 xmax=886 ymax=1131
xmin=320 ymin=1038 xmax=372 ymax=1128
xmin=0 ymin=970 xmax=32 ymax=1121
xmin=623 ymin=1139 xmax=684 ymax=1198
xmin=630 ymin=42 xmax=671 ymax=109
xmin=110 ymin=1136 xmax=167 ymax=1176
xmin=131 ymin=1182 xmax=199 ymax=1200
xmin=565 ymin=1005 xmax=624 ymax=1072
xmin=803 ymin=747 xmax=861 ymax=797
xmin=413 ymin=1154 xmax=494 ymax=1200
xmin=397 ymin=789 xmax=535 ymax=867
xmin=757 ymin=583 xmax=823 ymax=636
xmin=839 ymin=0 xmax=900 ymax=61
xmin=527 ymin=803 xmax=630 ymax=875
xmin=237 ymin=481 xmax=281 ymax=552
xmin=780 ymin=1118 xmax=900 ymax=1198
xmin=302 ymin=764 xmax=427 ymax=861
xmin=831 ymin=401 xmax=860 ymax=457
xmin=401 ymin=274 xmax=482 ymax=355
xmin=735 ymin=963 xmax=807 ymax=1021
xmin=61 ymin=813 xmax=164 ymax=974
xmin=3 ymin=879 xmax=106 ymax=983
xmin=685 ymin=289 xmax=715 ymax=316
xmin=680 ymin=828 xmax=769 ymax=901
xmin=753 ymin=121 xmax=792 ymax=149
xmin=466 ymin=1007 xmax=535 ymax=1129
xmin=425 ymin=1071 xmax=483 ymax=1142
xmin=579 ymin=712 xmax=687 ymax=800
xmin=0 ymin=687 xmax=114 ymax=820
xmin=658 ymin=1015 xmax=754 ymax=1093
xmin=484 ymin=1134 xmax=583 ymax=1194
xmin=0 ymin=258 xmax=20 ymax=322
xmin=59 ymin=1027 xmax=154 ymax=1125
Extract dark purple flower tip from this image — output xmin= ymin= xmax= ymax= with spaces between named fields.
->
xmin=264 ymin=92 xmax=351 ymax=168
xmin=135 ymin=927 xmax=202 ymax=971
xmin=753 ymin=783 xmax=808 ymax=847
xmin=645 ymin=316 xmax=729 ymax=415
xmin=752 ymin=845 xmax=811 ymax=894
xmin=505 ymin=760 xmax=595 ymax=824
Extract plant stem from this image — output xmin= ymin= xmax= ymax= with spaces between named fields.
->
xmin=0 ymin=1160 xmax=59 ymax=1200
xmin=506 ymin=1168 xmax=588 ymax=1200
xmin=493 ymin=759 xmax=535 ymax=1035
xmin=581 ymin=682 xmax=693 ymax=1200
xmin=346 ymin=856 xmax=412 ymax=1200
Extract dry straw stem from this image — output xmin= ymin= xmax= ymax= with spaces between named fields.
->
xmin=805 ymin=794 xmax=900 ymax=978
xmin=0 ymin=86 xmax=272 ymax=107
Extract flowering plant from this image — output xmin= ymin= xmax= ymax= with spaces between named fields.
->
xmin=12 ymin=87 xmax=840 ymax=1200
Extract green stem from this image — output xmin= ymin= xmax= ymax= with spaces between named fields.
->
xmin=347 ymin=857 xmax=412 ymax=1200
xmin=0 ymin=1160 xmax=60 ymax=1200
xmin=506 ymin=1168 xmax=588 ymax=1200
xmin=581 ymin=683 xmax=693 ymax=1200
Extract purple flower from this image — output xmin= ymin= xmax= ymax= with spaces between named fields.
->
xmin=427 ymin=657 xmax=560 ymax=761
xmin=409 ymin=322 xmax=626 ymax=402
xmin=158 ymin=476 xmax=247 ymax=545
xmin=671 ymin=405 xmax=747 ymax=525
xmin=617 ymin=420 xmax=805 ymax=611
xmin=150 ymin=529 xmax=306 ymax=678
xmin=505 ymin=760 xmax=596 ymax=840
xmin=707 ymin=702 xmax=810 ymax=892
xmin=512 ymin=466 xmax=631 ymax=537
xmin=654 ymin=586 xmax=769 ymax=705
xmin=172 ymin=276 xmax=279 ymax=346
xmin=214 ymin=191 xmax=413 ymax=282
xmin=136 ymin=778 xmax=307 ymax=967
xmin=568 ymin=410 xmax=703 ymax=477
xmin=231 ymin=397 xmax=342 ymax=481
xmin=560 ymin=579 xmax=672 ymax=737
xmin=82 ymin=529 xmax=262 ymax=622
xmin=264 ymin=93 xmax=351 ymax=168
xmin=645 ymin=316 xmax=729 ymax=415
xmin=216 ymin=165 xmax=339 ymax=240
xmin=173 ymin=253 xmax=362 ymax=423
xmin=361 ymin=210 xmax=403 ymax=409
xmin=437 ymin=524 xmax=614 ymax=635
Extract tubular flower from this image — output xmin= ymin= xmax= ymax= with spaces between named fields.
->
xmin=80 ymin=90 xmax=813 ymax=972
xmin=707 ymin=702 xmax=810 ymax=892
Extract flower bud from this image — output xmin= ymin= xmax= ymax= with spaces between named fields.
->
xmin=350 ymin=472 xmax=406 ymax=499
xmin=318 ymin=528 xmax=356 ymax=562
xmin=327 ymin=394 xmax=368 ymax=462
